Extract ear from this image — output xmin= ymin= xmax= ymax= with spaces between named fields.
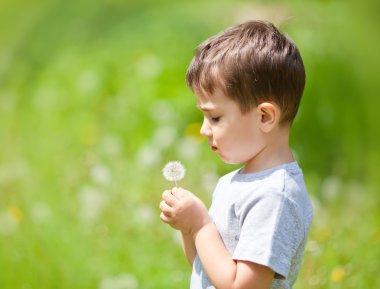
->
xmin=257 ymin=102 xmax=279 ymax=133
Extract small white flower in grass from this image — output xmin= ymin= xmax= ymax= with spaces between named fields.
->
xmin=99 ymin=273 xmax=138 ymax=289
xmin=162 ymin=161 xmax=185 ymax=187
xmin=31 ymin=202 xmax=51 ymax=224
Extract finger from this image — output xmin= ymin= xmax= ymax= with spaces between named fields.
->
xmin=171 ymin=186 xmax=187 ymax=198
xmin=162 ymin=189 xmax=171 ymax=196
xmin=162 ymin=190 xmax=177 ymax=206
xmin=159 ymin=200 xmax=173 ymax=216
xmin=160 ymin=212 xmax=172 ymax=224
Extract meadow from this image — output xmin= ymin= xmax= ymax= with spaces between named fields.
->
xmin=0 ymin=0 xmax=379 ymax=288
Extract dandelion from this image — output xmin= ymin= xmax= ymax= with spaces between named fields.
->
xmin=78 ymin=186 xmax=108 ymax=224
xmin=137 ymin=144 xmax=161 ymax=167
xmin=152 ymin=126 xmax=176 ymax=149
xmin=90 ymin=165 xmax=111 ymax=185
xmin=177 ymin=137 xmax=200 ymax=161
xmin=136 ymin=54 xmax=163 ymax=79
xmin=162 ymin=161 xmax=185 ymax=187
xmin=31 ymin=202 xmax=51 ymax=224
xmin=134 ymin=204 xmax=156 ymax=224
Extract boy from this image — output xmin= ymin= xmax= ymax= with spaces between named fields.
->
xmin=159 ymin=20 xmax=313 ymax=289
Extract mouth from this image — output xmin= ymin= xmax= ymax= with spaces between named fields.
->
xmin=211 ymin=145 xmax=218 ymax=152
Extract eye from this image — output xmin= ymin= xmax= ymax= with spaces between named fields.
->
xmin=211 ymin=116 xmax=221 ymax=123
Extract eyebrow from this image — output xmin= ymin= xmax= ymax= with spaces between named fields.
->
xmin=196 ymin=105 xmax=215 ymax=112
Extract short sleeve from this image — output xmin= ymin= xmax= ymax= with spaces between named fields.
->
xmin=232 ymin=192 xmax=304 ymax=278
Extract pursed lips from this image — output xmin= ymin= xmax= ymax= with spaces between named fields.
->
xmin=209 ymin=143 xmax=218 ymax=151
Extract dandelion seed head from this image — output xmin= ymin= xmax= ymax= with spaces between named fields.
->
xmin=134 ymin=204 xmax=156 ymax=224
xmin=162 ymin=161 xmax=185 ymax=182
xmin=31 ymin=202 xmax=51 ymax=224
xmin=78 ymin=186 xmax=107 ymax=223
xmin=90 ymin=165 xmax=111 ymax=185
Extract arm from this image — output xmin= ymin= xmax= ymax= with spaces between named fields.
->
xmin=160 ymin=187 xmax=274 ymax=289
xmin=181 ymin=231 xmax=196 ymax=266
xmin=194 ymin=222 xmax=274 ymax=289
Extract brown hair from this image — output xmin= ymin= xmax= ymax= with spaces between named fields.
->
xmin=186 ymin=20 xmax=305 ymax=124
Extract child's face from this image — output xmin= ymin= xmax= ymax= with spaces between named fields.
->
xmin=196 ymin=89 xmax=266 ymax=166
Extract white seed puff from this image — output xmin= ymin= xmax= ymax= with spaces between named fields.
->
xmin=162 ymin=161 xmax=185 ymax=184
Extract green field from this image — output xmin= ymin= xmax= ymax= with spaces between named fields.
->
xmin=1 ymin=0 xmax=379 ymax=288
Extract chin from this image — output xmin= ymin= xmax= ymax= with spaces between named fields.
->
xmin=220 ymin=156 xmax=242 ymax=165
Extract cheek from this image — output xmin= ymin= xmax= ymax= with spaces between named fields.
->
xmin=225 ymin=125 xmax=259 ymax=157
xmin=226 ymin=122 xmax=250 ymax=141
xmin=214 ymin=127 xmax=240 ymax=152
xmin=213 ymin=126 xmax=230 ymax=144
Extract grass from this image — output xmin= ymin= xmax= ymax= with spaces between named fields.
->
xmin=0 ymin=0 xmax=379 ymax=288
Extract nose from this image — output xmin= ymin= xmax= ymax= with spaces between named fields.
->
xmin=200 ymin=118 xmax=212 ymax=138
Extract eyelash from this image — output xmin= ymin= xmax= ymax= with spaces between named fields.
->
xmin=210 ymin=116 xmax=221 ymax=123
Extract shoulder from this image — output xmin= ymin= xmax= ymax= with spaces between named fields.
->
xmin=214 ymin=168 xmax=241 ymax=188
xmin=232 ymin=165 xmax=294 ymax=203
xmin=220 ymin=168 xmax=241 ymax=181
xmin=255 ymin=162 xmax=310 ymax=206
xmin=235 ymin=163 xmax=313 ymax=226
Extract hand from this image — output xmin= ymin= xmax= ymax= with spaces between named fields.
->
xmin=159 ymin=187 xmax=211 ymax=236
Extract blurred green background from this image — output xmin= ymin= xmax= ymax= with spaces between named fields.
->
xmin=1 ymin=0 xmax=379 ymax=288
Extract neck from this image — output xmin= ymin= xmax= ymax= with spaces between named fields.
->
xmin=242 ymin=126 xmax=294 ymax=174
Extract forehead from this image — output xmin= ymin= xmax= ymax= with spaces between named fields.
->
xmin=195 ymin=89 xmax=232 ymax=110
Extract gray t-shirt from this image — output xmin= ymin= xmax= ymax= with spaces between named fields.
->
xmin=190 ymin=162 xmax=313 ymax=289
